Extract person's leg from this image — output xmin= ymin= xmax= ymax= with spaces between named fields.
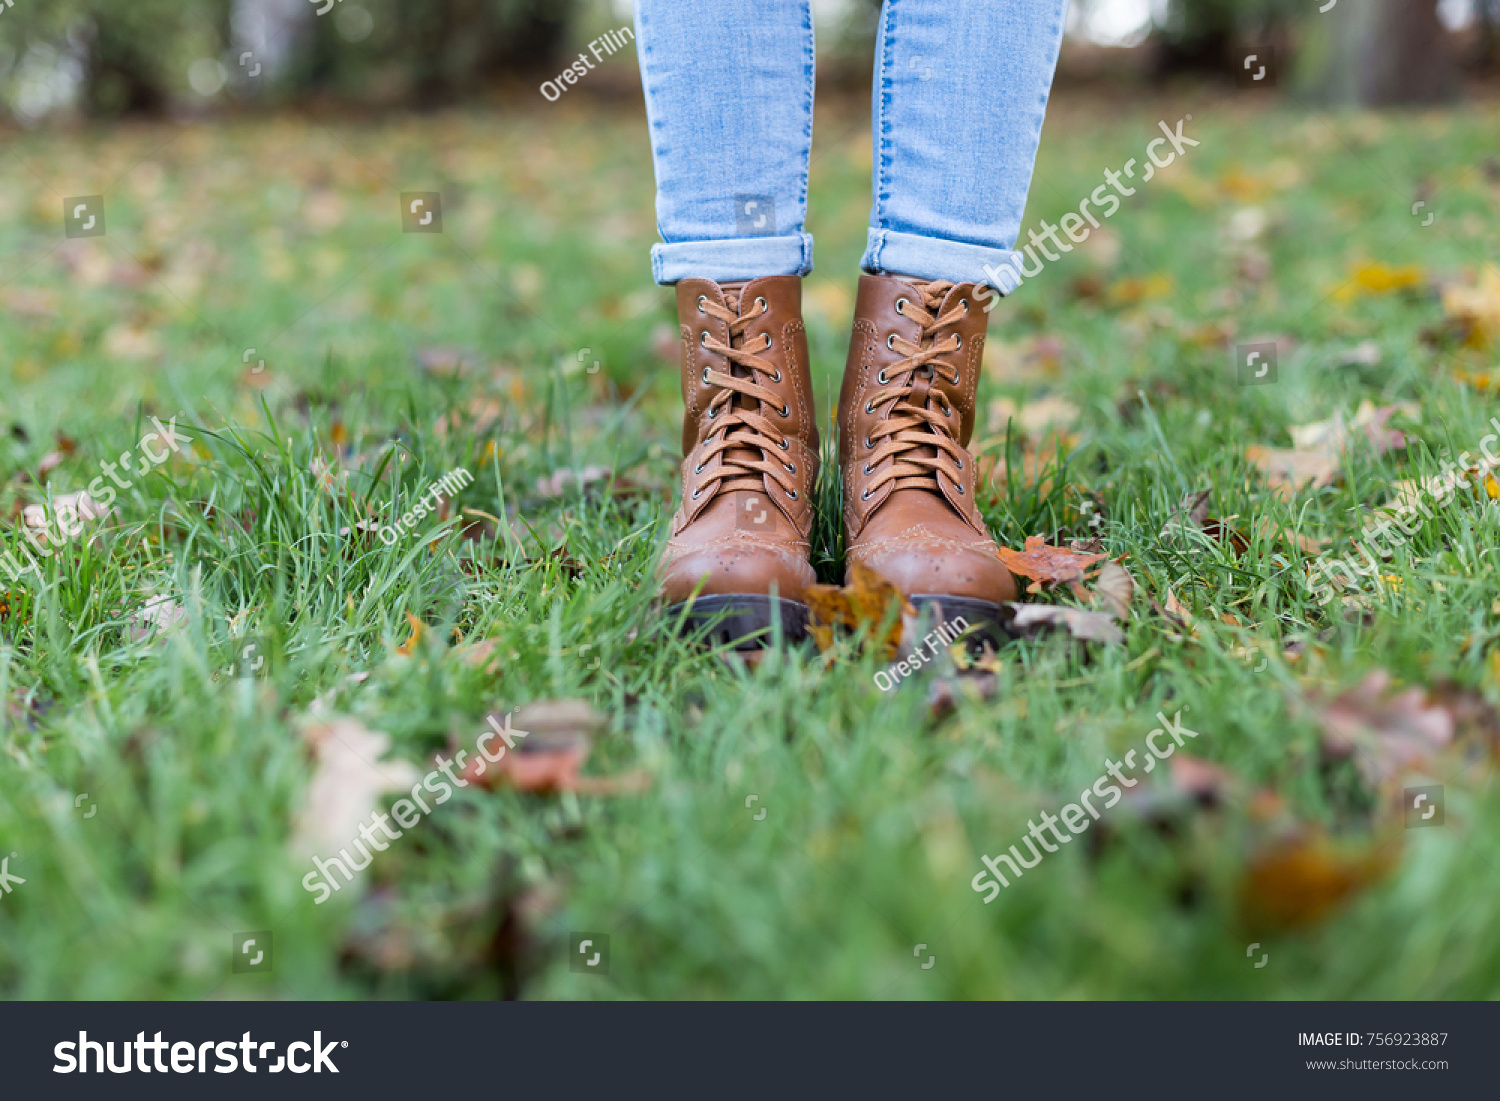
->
xmin=635 ymin=0 xmax=816 ymax=285
xmin=861 ymin=0 xmax=1070 ymax=287
xmin=635 ymin=0 xmax=821 ymax=645
xmin=839 ymin=0 xmax=1069 ymax=640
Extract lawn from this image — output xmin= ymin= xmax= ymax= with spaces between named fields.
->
xmin=2 ymin=88 xmax=1500 ymax=999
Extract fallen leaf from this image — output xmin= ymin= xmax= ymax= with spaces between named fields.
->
xmin=1245 ymin=445 xmax=1339 ymax=497
xmin=293 ymin=717 xmax=421 ymax=856
xmin=1440 ymin=263 xmax=1500 ymax=349
xmin=396 ymin=613 xmax=425 ymax=657
xmin=534 ymin=465 xmax=612 ymax=498
xmin=1314 ymin=670 xmax=1454 ymax=787
xmin=998 ymin=535 xmax=1106 ymax=598
xmin=1239 ymin=834 xmax=1395 ymax=930
xmin=1106 ymin=273 xmax=1174 ymax=306
xmin=1092 ymin=560 xmax=1135 ymax=620
xmin=458 ymin=700 xmax=640 ymax=795
xmin=986 ymin=395 xmax=1080 ymax=440
xmin=1006 ymin=603 xmax=1123 ymax=645
xmin=415 ymin=347 xmax=482 ymax=377
xmin=125 ymin=596 xmax=186 ymax=642
xmin=1288 ymin=400 xmax=1411 ymax=457
xmin=804 ymin=562 xmax=915 ymax=656
xmin=1333 ymin=260 xmax=1424 ymax=302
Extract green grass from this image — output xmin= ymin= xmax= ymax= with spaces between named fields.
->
xmin=2 ymin=90 xmax=1500 ymax=999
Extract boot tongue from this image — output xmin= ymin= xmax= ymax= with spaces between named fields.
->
xmin=715 ymin=282 xmax=767 ymax=495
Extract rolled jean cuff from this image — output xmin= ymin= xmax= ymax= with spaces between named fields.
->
xmin=651 ymin=232 xmax=815 ymax=285
xmin=861 ymin=229 xmax=1022 ymax=295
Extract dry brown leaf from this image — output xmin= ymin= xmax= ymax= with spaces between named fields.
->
xmin=293 ymin=717 xmax=421 ymax=857
xmin=1249 ymin=403 xmax=1413 ymax=499
xmin=455 ymin=638 xmax=499 ymax=671
xmin=804 ymin=562 xmax=915 ymax=656
xmin=1289 ymin=400 xmax=1411 ymax=457
xmin=998 ymin=535 xmax=1106 ymax=598
xmin=1315 ymin=670 xmax=1454 ymax=787
xmin=1440 ymin=263 xmax=1500 ymax=349
xmin=1245 ymin=445 xmax=1340 ymax=498
xmin=985 ymin=395 xmax=1080 ymax=441
xmin=1092 ymin=560 xmax=1135 ymax=620
xmin=1007 ymin=603 xmax=1124 ymax=645
xmin=458 ymin=701 xmax=640 ymax=795
xmin=125 ymin=596 xmax=187 ymax=642
xmin=1238 ymin=835 xmax=1395 ymax=931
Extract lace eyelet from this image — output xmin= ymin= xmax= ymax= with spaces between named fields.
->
xmin=940 ymin=402 xmax=952 ymax=417
xmin=702 ymin=366 xmax=711 ymax=384
xmin=707 ymin=405 xmax=718 ymax=419
xmin=864 ymin=434 xmax=873 ymax=449
xmin=955 ymin=458 xmax=963 ymax=471
xmin=769 ymin=368 xmax=782 ymax=382
xmin=779 ymin=403 xmax=790 ymax=418
xmin=700 ymin=331 xmax=710 ymax=347
xmin=865 ymin=401 xmax=876 ymax=414
xmin=691 ymin=487 xmax=703 ymax=499
xmin=863 ymin=463 xmax=873 ymax=476
xmin=876 ymin=369 xmax=889 ymax=384
xmin=886 ymin=334 xmax=897 ymax=350
xmin=755 ymin=296 xmax=767 ymax=312
xmin=861 ymin=488 xmax=873 ymax=501
xmin=694 ymin=461 xmax=705 ymax=474
xmin=763 ymin=335 xmax=774 ymax=352
xmin=778 ymin=436 xmax=789 ymax=450
xmin=953 ymin=334 xmax=962 ymax=349
xmin=783 ymin=461 xmax=796 ymax=474
xmin=961 ymin=299 xmax=970 ymax=314
xmin=785 ymin=488 xmax=798 ymax=501
xmin=956 ymin=484 xmax=965 ymax=495
xmin=895 ymin=297 xmax=907 ymax=315
xmin=697 ymin=295 xmax=707 ymax=313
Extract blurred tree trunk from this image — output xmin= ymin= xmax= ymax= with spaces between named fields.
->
xmin=1313 ymin=0 xmax=1458 ymax=105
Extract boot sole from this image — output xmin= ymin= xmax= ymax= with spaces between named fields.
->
xmin=910 ymin=594 xmax=1016 ymax=653
xmin=666 ymin=594 xmax=809 ymax=650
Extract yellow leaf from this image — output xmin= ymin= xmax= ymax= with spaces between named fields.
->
xmin=1441 ymin=263 xmax=1500 ymax=349
xmin=396 ymin=613 xmax=425 ymax=656
xmin=1333 ymin=261 xmax=1423 ymax=303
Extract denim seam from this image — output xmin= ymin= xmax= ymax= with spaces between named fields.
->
xmin=870 ymin=0 xmax=897 ymax=271
xmin=798 ymin=1 xmax=814 ymax=253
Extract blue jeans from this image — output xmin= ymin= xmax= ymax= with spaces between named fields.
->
xmin=635 ymin=0 xmax=1069 ymax=289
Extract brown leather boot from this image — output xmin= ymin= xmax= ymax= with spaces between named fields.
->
xmin=659 ymin=275 xmax=819 ymax=647
xmin=838 ymin=273 xmax=1017 ymax=638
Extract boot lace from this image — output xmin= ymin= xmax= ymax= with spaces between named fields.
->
xmin=860 ymin=279 xmax=969 ymax=501
xmin=693 ymin=290 xmax=800 ymax=504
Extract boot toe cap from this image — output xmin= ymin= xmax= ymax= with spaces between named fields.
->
xmin=848 ymin=529 xmax=1016 ymax=605
xmin=659 ymin=534 xmax=815 ymax=605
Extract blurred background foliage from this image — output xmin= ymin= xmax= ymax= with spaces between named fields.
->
xmin=0 ymin=0 xmax=1496 ymax=123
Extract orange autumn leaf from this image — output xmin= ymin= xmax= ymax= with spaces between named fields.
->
xmin=1238 ymin=835 xmax=1395 ymax=931
xmin=804 ymin=562 xmax=914 ymax=657
xmin=396 ymin=613 xmax=425 ymax=656
xmin=997 ymin=535 xmax=1107 ymax=597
